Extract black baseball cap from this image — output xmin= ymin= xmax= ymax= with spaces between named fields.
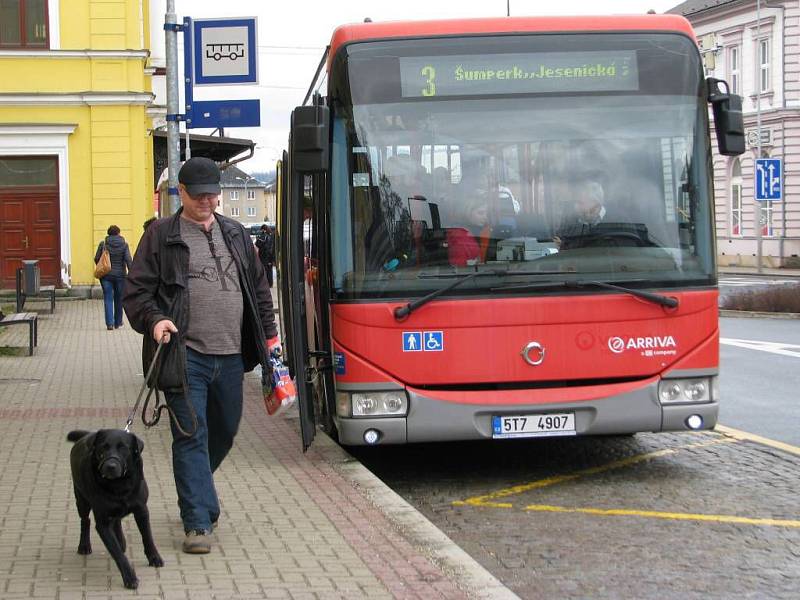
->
xmin=178 ymin=157 xmax=221 ymax=196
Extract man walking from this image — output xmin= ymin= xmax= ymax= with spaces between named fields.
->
xmin=254 ymin=224 xmax=275 ymax=287
xmin=123 ymin=157 xmax=281 ymax=554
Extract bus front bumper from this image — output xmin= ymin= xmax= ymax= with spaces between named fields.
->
xmin=335 ymin=378 xmax=719 ymax=446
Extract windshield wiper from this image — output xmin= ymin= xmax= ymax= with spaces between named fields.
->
xmin=492 ymin=279 xmax=679 ymax=308
xmin=394 ymin=269 xmax=507 ymax=320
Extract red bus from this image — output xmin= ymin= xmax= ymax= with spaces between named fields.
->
xmin=278 ymin=15 xmax=744 ymax=449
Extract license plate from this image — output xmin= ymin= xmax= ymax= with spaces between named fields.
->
xmin=492 ymin=413 xmax=576 ymax=439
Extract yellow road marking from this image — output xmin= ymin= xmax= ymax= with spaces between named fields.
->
xmin=524 ymin=505 xmax=800 ymax=529
xmin=452 ymin=436 xmax=735 ymax=508
xmin=716 ymin=424 xmax=800 ymax=457
xmin=452 ymin=434 xmax=800 ymax=528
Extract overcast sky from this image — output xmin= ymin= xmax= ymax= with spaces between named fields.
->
xmin=170 ymin=0 xmax=681 ymax=173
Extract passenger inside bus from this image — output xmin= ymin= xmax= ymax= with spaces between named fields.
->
xmin=364 ymin=154 xmax=429 ymax=271
xmin=553 ymin=180 xmax=607 ymax=249
xmin=446 ymin=193 xmax=492 ymax=266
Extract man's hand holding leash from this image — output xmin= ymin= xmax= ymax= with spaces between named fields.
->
xmin=153 ymin=319 xmax=178 ymax=343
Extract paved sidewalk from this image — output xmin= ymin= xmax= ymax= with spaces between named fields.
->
xmin=0 ymin=300 xmax=517 ymax=600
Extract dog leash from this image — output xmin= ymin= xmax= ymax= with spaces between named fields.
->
xmin=125 ymin=335 xmax=198 ymax=437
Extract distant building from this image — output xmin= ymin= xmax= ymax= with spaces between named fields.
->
xmin=219 ymin=166 xmax=268 ymax=225
xmin=669 ymin=0 xmax=800 ymax=267
xmin=264 ymin=180 xmax=276 ymax=224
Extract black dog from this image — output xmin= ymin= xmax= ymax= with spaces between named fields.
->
xmin=67 ymin=429 xmax=163 ymax=589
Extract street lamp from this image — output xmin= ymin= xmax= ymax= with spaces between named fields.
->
xmin=235 ymin=175 xmax=258 ymax=221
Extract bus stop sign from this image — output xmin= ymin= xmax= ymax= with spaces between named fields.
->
xmin=192 ymin=17 xmax=258 ymax=85
xmin=755 ymin=158 xmax=782 ymax=201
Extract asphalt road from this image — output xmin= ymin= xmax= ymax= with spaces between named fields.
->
xmin=719 ymin=315 xmax=800 ymax=446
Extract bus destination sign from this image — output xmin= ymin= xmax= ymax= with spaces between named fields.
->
xmin=399 ymin=51 xmax=638 ymax=97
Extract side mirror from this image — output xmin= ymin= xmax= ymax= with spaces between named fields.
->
xmin=707 ymin=77 xmax=745 ymax=156
xmin=291 ymin=104 xmax=330 ymax=172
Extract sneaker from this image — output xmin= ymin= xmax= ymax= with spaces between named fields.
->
xmin=106 ymin=325 xmax=114 ymax=331
xmin=182 ymin=529 xmax=211 ymax=554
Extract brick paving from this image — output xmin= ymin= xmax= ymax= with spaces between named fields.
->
xmin=0 ymin=300 xmax=515 ymax=599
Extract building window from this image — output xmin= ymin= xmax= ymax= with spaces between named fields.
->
xmin=247 ymin=206 xmax=256 ymax=217
xmin=760 ymin=201 xmax=774 ymax=237
xmin=230 ymin=190 xmax=239 ymax=200
xmin=247 ymin=189 xmax=255 ymax=200
xmin=730 ymin=158 xmax=742 ymax=236
xmin=0 ymin=0 xmax=48 ymax=47
xmin=231 ymin=206 xmax=240 ymax=217
xmin=728 ymin=46 xmax=740 ymax=95
xmin=758 ymin=39 xmax=770 ymax=93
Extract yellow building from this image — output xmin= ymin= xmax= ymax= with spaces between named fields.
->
xmin=0 ymin=0 xmax=154 ymax=290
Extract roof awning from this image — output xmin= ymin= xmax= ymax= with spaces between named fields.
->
xmin=152 ymin=130 xmax=255 ymax=187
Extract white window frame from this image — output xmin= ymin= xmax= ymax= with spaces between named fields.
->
xmin=730 ymin=158 xmax=742 ymax=237
xmin=230 ymin=190 xmax=239 ymax=200
xmin=759 ymin=201 xmax=774 ymax=237
xmin=246 ymin=206 xmax=256 ymax=217
xmin=247 ymin=189 xmax=255 ymax=200
xmin=230 ymin=206 xmax=240 ymax=217
xmin=728 ymin=46 xmax=740 ymax=95
xmin=758 ymin=38 xmax=770 ymax=93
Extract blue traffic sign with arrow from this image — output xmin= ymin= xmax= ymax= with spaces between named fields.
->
xmin=755 ymin=158 xmax=782 ymax=202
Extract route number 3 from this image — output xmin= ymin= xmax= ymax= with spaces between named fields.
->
xmin=421 ymin=65 xmax=436 ymax=96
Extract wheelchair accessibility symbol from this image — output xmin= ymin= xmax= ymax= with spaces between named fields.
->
xmin=424 ymin=331 xmax=444 ymax=352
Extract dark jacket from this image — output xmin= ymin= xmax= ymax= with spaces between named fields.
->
xmin=255 ymin=231 xmax=275 ymax=265
xmin=122 ymin=209 xmax=277 ymax=392
xmin=95 ymin=235 xmax=133 ymax=278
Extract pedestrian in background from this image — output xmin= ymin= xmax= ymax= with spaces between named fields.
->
xmin=94 ymin=225 xmax=132 ymax=331
xmin=254 ymin=224 xmax=275 ymax=287
xmin=123 ymin=157 xmax=280 ymax=555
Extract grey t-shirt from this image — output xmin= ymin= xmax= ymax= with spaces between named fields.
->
xmin=180 ymin=218 xmax=243 ymax=355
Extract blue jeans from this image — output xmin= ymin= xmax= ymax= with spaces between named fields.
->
xmin=100 ymin=275 xmax=125 ymax=327
xmin=166 ymin=347 xmax=244 ymax=533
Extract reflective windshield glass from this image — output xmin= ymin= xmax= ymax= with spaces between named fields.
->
xmin=329 ymin=33 xmax=714 ymax=299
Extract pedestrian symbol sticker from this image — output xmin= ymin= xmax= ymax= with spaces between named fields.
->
xmin=403 ymin=332 xmax=422 ymax=352
xmin=424 ymin=331 xmax=444 ymax=352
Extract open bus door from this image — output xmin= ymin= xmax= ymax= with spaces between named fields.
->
xmin=282 ymin=104 xmax=330 ymax=451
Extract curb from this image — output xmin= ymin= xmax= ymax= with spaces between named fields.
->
xmin=309 ymin=428 xmax=521 ymax=600
xmin=719 ymin=309 xmax=800 ymax=319
xmin=718 ymin=269 xmax=800 ymax=278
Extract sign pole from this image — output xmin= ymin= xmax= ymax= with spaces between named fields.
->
xmin=756 ymin=0 xmax=763 ymax=274
xmin=183 ymin=17 xmax=193 ymax=160
xmin=164 ymin=0 xmax=181 ymax=216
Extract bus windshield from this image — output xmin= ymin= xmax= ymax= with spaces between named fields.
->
xmin=328 ymin=32 xmax=714 ymax=300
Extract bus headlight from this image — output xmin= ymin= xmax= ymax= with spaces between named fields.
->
xmin=339 ymin=391 xmax=409 ymax=417
xmin=658 ymin=378 xmax=711 ymax=404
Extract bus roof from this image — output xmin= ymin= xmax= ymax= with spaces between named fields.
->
xmin=328 ymin=15 xmax=695 ymax=69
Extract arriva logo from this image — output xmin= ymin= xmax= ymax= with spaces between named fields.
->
xmin=608 ymin=335 xmax=677 ymax=354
